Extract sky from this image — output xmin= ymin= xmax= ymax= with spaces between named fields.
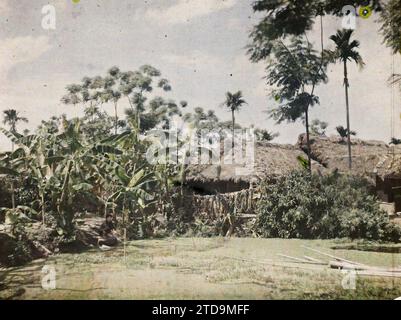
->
xmin=0 ymin=0 xmax=400 ymax=152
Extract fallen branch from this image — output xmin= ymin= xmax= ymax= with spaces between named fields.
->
xmin=302 ymin=245 xmax=367 ymax=267
xmin=329 ymin=261 xmax=367 ymax=271
xmin=304 ymin=255 xmax=324 ymax=264
xmin=277 ymin=254 xmax=326 ymax=265
xmin=329 ymin=261 xmax=401 ymax=273
xmin=222 ymin=256 xmax=322 ymax=271
xmin=356 ymin=270 xmax=401 ymax=278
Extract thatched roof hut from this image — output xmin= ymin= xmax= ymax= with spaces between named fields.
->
xmin=297 ymin=135 xmax=401 ymax=212
xmin=185 ymin=142 xmax=322 ymax=194
xmin=372 ymin=150 xmax=401 ymax=212
xmin=185 ymin=134 xmax=398 ymax=195
xmin=373 ymin=149 xmax=401 ymax=179
xmin=297 ymin=134 xmax=391 ymax=179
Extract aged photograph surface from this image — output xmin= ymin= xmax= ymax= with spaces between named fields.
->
xmin=1 ymin=0 xmax=401 ymax=300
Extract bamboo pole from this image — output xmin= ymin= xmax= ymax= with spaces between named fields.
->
xmin=302 ymin=245 xmax=367 ymax=267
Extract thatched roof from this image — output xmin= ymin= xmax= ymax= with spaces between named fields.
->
xmin=297 ymin=134 xmax=391 ymax=179
xmin=186 ymin=135 xmax=396 ymax=186
xmin=185 ymin=141 xmax=323 ymax=184
xmin=373 ymin=148 xmax=401 ymax=179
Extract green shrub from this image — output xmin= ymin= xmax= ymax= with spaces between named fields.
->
xmin=256 ymin=171 xmax=401 ymax=242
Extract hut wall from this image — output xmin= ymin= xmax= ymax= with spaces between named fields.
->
xmin=376 ymin=176 xmax=401 ymax=213
xmin=181 ymin=189 xmax=257 ymax=220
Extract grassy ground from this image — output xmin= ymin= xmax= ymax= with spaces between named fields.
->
xmin=1 ymin=237 xmax=401 ymax=300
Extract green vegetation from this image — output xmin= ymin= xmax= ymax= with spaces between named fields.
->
xmin=266 ymin=37 xmax=328 ymax=173
xmin=256 ymin=171 xmax=401 ymax=241
xmin=0 ymin=65 xmax=203 ymax=249
xmin=380 ymin=0 xmax=401 ymax=55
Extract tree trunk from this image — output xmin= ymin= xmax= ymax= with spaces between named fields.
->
xmin=41 ymin=192 xmax=45 ymax=225
xmin=114 ymin=101 xmax=118 ymax=135
xmin=305 ymin=107 xmax=312 ymax=174
xmin=11 ymin=183 xmax=15 ymax=209
xmin=176 ymin=129 xmax=179 ymax=164
xmin=344 ymin=61 xmax=352 ymax=169
xmin=231 ymin=109 xmax=235 ymax=162
xmin=127 ymin=96 xmax=134 ymax=110
xmin=11 ymin=125 xmax=15 ymax=209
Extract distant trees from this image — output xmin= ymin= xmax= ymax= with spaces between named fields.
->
xmin=327 ymin=29 xmax=364 ymax=169
xmin=2 ymin=109 xmax=28 ymax=134
xmin=254 ymin=129 xmax=279 ymax=142
xmin=310 ymin=119 xmax=328 ymax=136
xmin=61 ymin=65 xmax=173 ymax=134
xmin=390 ymin=137 xmax=401 ymax=145
xmin=336 ymin=125 xmax=356 ymax=141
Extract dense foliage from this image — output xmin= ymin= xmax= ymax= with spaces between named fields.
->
xmin=256 ymin=171 xmax=401 ymax=242
xmin=0 ymin=65 xmax=257 ymax=248
xmin=248 ymin=0 xmax=383 ymax=61
xmin=380 ymin=0 xmax=401 ymax=54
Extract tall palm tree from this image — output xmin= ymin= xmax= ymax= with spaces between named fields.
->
xmin=221 ymin=91 xmax=247 ymax=160
xmin=328 ymin=29 xmax=364 ymax=169
xmin=2 ymin=109 xmax=28 ymax=150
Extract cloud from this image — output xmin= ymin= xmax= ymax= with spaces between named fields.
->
xmin=141 ymin=0 xmax=237 ymax=25
xmin=0 ymin=36 xmax=52 ymax=83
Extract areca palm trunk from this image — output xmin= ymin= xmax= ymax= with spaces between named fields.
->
xmin=11 ymin=123 xmax=15 ymax=209
xmin=343 ymin=61 xmax=352 ymax=169
xmin=231 ymin=109 xmax=235 ymax=161
xmin=305 ymin=106 xmax=312 ymax=174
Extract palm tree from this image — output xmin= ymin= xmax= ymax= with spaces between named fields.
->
xmin=254 ymin=129 xmax=279 ymax=142
xmin=2 ymin=109 xmax=28 ymax=150
xmin=336 ymin=125 xmax=356 ymax=142
xmin=328 ymin=29 xmax=364 ymax=169
xmin=221 ymin=91 xmax=247 ymax=160
xmin=390 ymin=137 xmax=401 ymax=145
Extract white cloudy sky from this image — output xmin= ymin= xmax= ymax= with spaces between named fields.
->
xmin=0 ymin=0 xmax=400 ymax=152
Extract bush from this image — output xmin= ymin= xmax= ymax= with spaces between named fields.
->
xmin=256 ymin=171 xmax=401 ymax=242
